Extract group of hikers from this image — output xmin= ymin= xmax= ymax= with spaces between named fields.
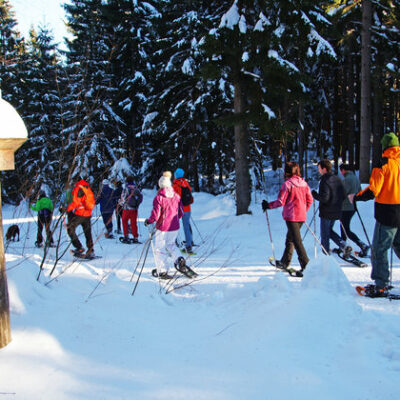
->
xmin=29 ymin=168 xmax=195 ymax=279
xmin=28 ymin=132 xmax=400 ymax=291
xmin=262 ymin=132 xmax=400 ymax=294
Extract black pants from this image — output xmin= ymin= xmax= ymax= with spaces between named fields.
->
xmin=37 ymin=213 xmax=53 ymax=245
xmin=67 ymin=214 xmax=93 ymax=253
xmin=340 ymin=210 xmax=363 ymax=247
xmin=281 ymin=221 xmax=309 ymax=269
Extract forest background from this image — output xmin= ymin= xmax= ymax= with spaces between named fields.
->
xmin=1 ymin=0 xmax=399 ymax=215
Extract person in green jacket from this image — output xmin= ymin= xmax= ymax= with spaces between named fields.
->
xmin=30 ymin=191 xmax=54 ymax=247
xmin=339 ymin=164 xmax=369 ymax=257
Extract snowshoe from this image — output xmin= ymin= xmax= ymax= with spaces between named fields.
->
xmin=119 ymin=236 xmax=141 ymax=244
xmin=180 ymin=247 xmax=196 ymax=256
xmin=174 ymin=256 xmax=198 ymax=278
xmin=355 ymin=284 xmax=400 ymax=299
xmin=332 ymin=248 xmax=368 ymax=268
xmin=152 ymin=269 xmax=173 ymax=280
xmin=71 ymin=249 xmax=101 ymax=260
xmin=268 ymin=257 xmax=303 ymax=278
xmin=105 ymin=233 xmax=114 ymax=239
xmin=34 ymin=241 xmax=43 ymax=248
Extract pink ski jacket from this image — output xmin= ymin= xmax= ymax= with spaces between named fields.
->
xmin=147 ymin=186 xmax=183 ymax=231
xmin=268 ymin=175 xmax=313 ymax=222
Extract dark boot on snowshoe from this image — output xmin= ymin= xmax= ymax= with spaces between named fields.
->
xmin=35 ymin=241 xmax=43 ymax=248
xmin=119 ymin=236 xmax=131 ymax=244
xmin=357 ymin=243 xmax=370 ymax=258
xmin=342 ymin=245 xmax=352 ymax=258
xmin=151 ymin=269 xmax=173 ymax=280
xmin=275 ymin=260 xmax=287 ymax=269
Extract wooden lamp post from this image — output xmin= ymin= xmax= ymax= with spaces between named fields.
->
xmin=0 ymin=94 xmax=28 ymax=348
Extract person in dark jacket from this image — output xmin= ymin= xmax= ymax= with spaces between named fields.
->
xmin=96 ymin=179 xmax=118 ymax=239
xmin=312 ymin=159 xmax=352 ymax=256
xmin=339 ymin=164 xmax=369 ymax=256
xmin=353 ymin=132 xmax=400 ymax=291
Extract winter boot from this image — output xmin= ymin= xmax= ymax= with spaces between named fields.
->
xmin=342 ymin=245 xmax=353 ymax=258
xmin=275 ymin=260 xmax=287 ymax=269
xmin=358 ymin=243 xmax=370 ymax=257
xmin=105 ymin=232 xmax=114 ymax=239
xmin=35 ymin=241 xmax=43 ymax=248
xmin=131 ymin=237 xmax=139 ymax=244
xmin=151 ymin=269 xmax=173 ymax=280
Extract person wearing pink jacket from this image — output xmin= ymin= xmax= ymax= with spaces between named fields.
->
xmin=262 ymin=162 xmax=313 ymax=273
xmin=144 ymin=175 xmax=185 ymax=279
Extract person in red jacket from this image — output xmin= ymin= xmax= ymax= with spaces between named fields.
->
xmin=66 ymin=176 xmax=96 ymax=257
xmin=262 ymin=162 xmax=313 ymax=275
xmin=173 ymin=168 xmax=194 ymax=254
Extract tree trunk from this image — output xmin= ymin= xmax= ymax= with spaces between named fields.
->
xmin=0 ymin=182 xmax=11 ymax=349
xmin=359 ymin=0 xmax=372 ymax=182
xmin=372 ymin=69 xmax=384 ymax=168
xmin=298 ymin=101 xmax=305 ymax=175
xmin=234 ymin=80 xmax=250 ymax=215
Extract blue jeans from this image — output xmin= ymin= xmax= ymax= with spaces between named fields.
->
xmin=320 ymin=218 xmax=346 ymax=254
xmin=371 ymin=222 xmax=400 ymax=288
xmin=182 ymin=211 xmax=193 ymax=248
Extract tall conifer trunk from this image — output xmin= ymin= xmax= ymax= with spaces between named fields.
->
xmin=234 ymin=80 xmax=250 ymax=215
xmin=360 ymin=0 xmax=372 ymax=182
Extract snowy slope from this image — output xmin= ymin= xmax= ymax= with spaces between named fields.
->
xmin=1 ymin=186 xmax=400 ymax=400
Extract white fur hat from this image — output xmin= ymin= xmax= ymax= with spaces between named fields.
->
xmin=158 ymin=176 xmax=172 ymax=188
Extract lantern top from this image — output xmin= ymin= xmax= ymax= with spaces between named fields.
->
xmin=0 ymin=96 xmax=28 ymax=139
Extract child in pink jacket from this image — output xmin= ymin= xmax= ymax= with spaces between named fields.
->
xmin=262 ymin=162 xmax=313 ymax=274
xmin=145 ymin=175 xmax=184 ymax=279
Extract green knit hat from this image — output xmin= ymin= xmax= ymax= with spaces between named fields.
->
xmin=381 ymin=132 xmax=399 ymax=150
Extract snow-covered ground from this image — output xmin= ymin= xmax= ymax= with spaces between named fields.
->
xmin=1 ymin=180 xmax=400 ymax=400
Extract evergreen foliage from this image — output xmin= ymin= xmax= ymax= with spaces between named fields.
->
xmin=1 ymin=0 xmax=400 ymax=212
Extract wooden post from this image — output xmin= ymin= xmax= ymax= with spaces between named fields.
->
xmin=0 ymin=96 xmax=28 ymax=348
xmin=0 ymin=181 xmax=11 ymax=348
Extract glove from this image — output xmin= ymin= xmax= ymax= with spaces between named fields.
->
xmin=144 ymin=219 xmax=150 ymax=227
xmin=262 ymin=200 xmax=270 ymax=212
xmin=59 ymin=206 xmax=65 ymax=214
xmin=311 ymin=190 xmax=318 ymax=199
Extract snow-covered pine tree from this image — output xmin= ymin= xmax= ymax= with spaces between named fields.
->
xmin=142 ymin=0 xmax=234 ymax=190
xmin=16 ymin=26 xmax=65 ymax=200
xmin=102 ymin=0 xmax=159 ymax=177
xmin=62 ymin=0 xmax=122 ymax=187
xmin=0 ymin=0 xmax=30 ymax=203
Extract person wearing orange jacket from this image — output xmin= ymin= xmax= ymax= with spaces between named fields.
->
xmin=172 ymin=168 xmax=194 ymax=254
xmin=66 ymin=176 xmax=96 ymax=257
xmin=353 ymin=132 xmax=400 ymax=293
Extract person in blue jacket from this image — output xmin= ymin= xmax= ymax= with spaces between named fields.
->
xmin=96 ymin=179 xmax=118 ymax=238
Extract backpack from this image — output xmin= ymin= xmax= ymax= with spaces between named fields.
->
xmin=180 ymin=186 xmax=193 ymax=207
xmin=126 ymin=186 xmax=142 ymax=209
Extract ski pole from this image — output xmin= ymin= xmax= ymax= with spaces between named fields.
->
xmin=190 ymin=216 xmax=204 ymax=244
xmin=265 ymin=209 xmax=276 ymax=262
xmin=303 ymin=221 xmax=330 ymax=256
xmin=355 ymin=208 xmax=372 ymax=248
xmin=313 ymin=202 xmax=317 ymax=258
xmin=302 ymin=205 xmax=319 ymax=241
xmin=390 ymin=247 xmax=393 ymax=287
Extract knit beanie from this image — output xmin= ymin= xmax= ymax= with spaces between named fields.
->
xmin=158 ymin=176 xmax=172 ymax=189
xmin=174 ymin=168 xmax=184 ymax=179
xmin=381 ymin=132 xmax=399 ymax=150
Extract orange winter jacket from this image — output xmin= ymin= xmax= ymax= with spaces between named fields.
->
xmin=356 ymin=146 xmax=400 ymax=226
xmin=67 ymin=179 xmax=95 ymax=217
